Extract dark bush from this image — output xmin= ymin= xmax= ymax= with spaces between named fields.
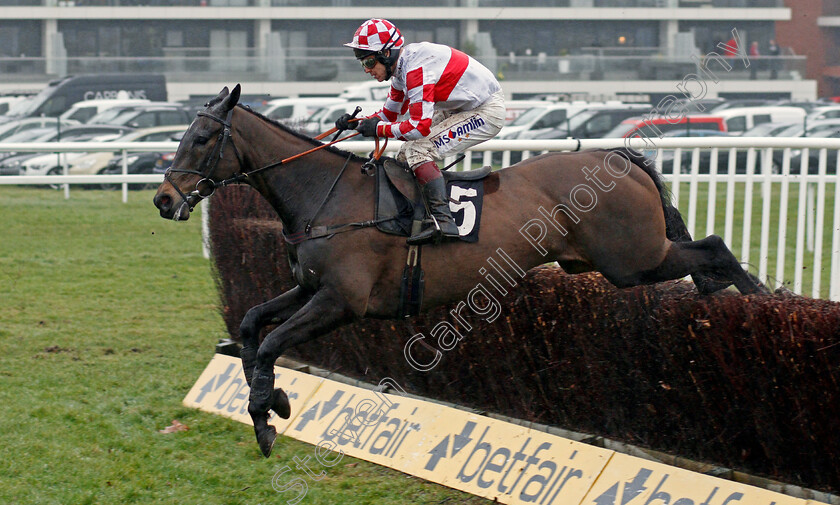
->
xmin=208 ymin=184 xmax=840 ymax=493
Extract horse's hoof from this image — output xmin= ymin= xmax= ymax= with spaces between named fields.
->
xmin=271 ymin=388 xmax=291 ymax=419
xmin=255 ymin=424 xmax=277 ymax=458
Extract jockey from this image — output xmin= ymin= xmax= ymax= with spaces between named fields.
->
xmin=338 ymin=18 xmax=506 ymax=245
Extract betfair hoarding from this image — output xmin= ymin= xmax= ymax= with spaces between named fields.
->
xmin=184 ymin=354 xmax=827 ymax=505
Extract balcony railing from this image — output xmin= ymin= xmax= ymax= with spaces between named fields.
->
xmin=0 ymin=0 xmax=786 ymax=7
xmin=0 ymin=53 xmax=805 ymax=83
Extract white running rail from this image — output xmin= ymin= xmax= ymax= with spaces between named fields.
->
xmin=2 ymin=137 xmax=840 ymax=300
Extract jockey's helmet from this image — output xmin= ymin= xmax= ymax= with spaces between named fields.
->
xmin=344 ymin=19 xmax=404 ymax=76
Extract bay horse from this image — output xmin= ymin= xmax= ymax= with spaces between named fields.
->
xmin=153 ymin=85 xmax=766 ymax=457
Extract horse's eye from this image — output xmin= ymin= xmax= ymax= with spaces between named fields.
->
xmin=194 ymin=135 xmax=210 ymax=145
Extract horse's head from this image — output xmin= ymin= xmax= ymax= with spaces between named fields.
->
xmin=153 ymin=84 xmax=243 ymax=221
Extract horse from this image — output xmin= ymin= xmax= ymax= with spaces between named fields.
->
xmin=153 ymin=85 xmax=767 ymax=457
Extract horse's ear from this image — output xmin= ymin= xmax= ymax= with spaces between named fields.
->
xmin=206 ymin=87 xmax=229 ymax=108
xmin=229 ymin=84 xmax=241 ymax=108
xmin=219 ymin=84 xmax=240 ymax=112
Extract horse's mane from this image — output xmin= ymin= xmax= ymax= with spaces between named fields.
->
xmin=236 ymin=104 xmax=366 ymax=162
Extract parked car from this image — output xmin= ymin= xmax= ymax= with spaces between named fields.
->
xmin=497 ymin=101 xmax=633 ymax=139
xmin=714 ymin=106 xmax=806 ymax=135
xmin=337 ymin=81 xmax=392 ymax=101
xmin=605 ymin=115 xmax=728 ymax=139
xmin=740 ymin=121 xmax=799 ymax=137
xmin=805 ymin=105 xmax=840 ymax=122
xmin=0 ymin=117 xmax=79 ymax=142
xmin=503 ymin=100 xmax=550 ymax=125
xmin=100 ymin=130 xmax=184 ymax=190
xmin=86 ymin=104 xmax=192 ymax=128
xmin=0 ymin=95 xmax=27 ymax=116
xmin=773 ymin=118 xmax=840 ymax=138
xmin=298 ymin=100 xmax=385 ymax=137
xmin=527 ymin=105 xmax=653 ymax=139
xmin=788 ymin=130 xmax=840 ymax=174
xmin=5 ymin=73 xmax=167 ymax=118
xmin=707 ymin=99 xmax=777 ymax=112
xmin=255 ymin=97 xmax=346 ymax=127
xmin=3 ymin=132 xmax=125 ymax=183
xmin=67 ymin=124 xmax=187 ymax=177
xmin=0 ymin=124 xmax=134 ymax=164
xmin=59 ymin=98 xmax=151 ymax=123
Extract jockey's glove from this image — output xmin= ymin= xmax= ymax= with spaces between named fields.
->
xmin=335 ymin=113 xmax=354 ymax=131
xmin=356 ymin=117 xmax=381 ymax=138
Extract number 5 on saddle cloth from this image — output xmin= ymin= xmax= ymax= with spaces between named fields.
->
xmin=372 ymin=158 xmax=489 ymax=317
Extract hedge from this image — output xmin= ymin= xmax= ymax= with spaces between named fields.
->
xmin=207 ymin=184 xmax=840 ymax=493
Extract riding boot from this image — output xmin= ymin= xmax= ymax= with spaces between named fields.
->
xmin=408 ymin=162 xmax=460 ymax=245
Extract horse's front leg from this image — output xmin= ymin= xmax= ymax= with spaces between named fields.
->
xmin=248 ymin=286 xmax=356 ymax=457
xmin=239 ymin=285 xmax=312 ymax=388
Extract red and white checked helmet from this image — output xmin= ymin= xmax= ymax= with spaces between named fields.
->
xmin=344 ymin=19 xmax=404 ymax=55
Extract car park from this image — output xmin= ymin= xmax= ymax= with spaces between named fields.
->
xmin=0 ymin=117 xmax=79 ymax=142
xmin=59 ymin=98 xmax=152 ymax=123
xmin=605 ymin=114 xmax=728 ymax=139
xmin=100 ymin=130 xmax=183 ymax=190
xmin=0 ymin=95 xmax=27 ymax=116
xmin=255 ymin=97 xmax=346 ymax=126
xmin=707 ymin=99 xmax=778 ymax=112
xmin=337 ymin=81 xmax=391 ymax=101
xmin=299 ymin=100 xmax=385 ymax=137
xmin=805 ymin=105 xmax=840 ymax=122
xmin=497 ymin=101 xmax=634 ymax=140
xmin=788 ymin=130 xmax=840 ymax=174
xmin=0 ymin=124 xmax=134 ymax=165
xmin=773 ymin=118 xmax=840 ymax=138
xmin=67 ymin=124 xmax=188 ymax=177
xmin=86 ymin=104 xmax=192 ymax=128
xmin=714 ymin=106 xmax=806 ymax=135
xmin=740 ymin=121 xmax=799 ymax=137
xmin=3 ymin=131 xmax=125 ymax=182
xmin=5 ymin=73 xmax=167 ymax=118
xmin=527 ymin=105 xmax=652 ymax=139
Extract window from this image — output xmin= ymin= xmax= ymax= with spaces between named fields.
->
xmin=268 ymin=105 xmax=293 ymax=120
xmin=726 ymin=117 xmax=747 ymax=133
xmin=158 ymin=111 xmax=188 ymax=126
xmin=129 ymin=112 xmax=157 ymax=128
xmin=753 ymin=114 xmax=771 ymax=126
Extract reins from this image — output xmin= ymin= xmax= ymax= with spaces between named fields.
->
xmin=165 ymin=105 xmax=394 ymax=241
xmin=165 ymin=107 xmax=385 ymax=212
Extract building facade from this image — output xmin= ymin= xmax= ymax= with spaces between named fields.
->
xmin=0 ymin=0 xmax=817 ymax=102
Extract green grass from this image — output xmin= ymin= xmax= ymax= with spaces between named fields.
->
xmin=0 ymin=187 xmax=490 ymax=505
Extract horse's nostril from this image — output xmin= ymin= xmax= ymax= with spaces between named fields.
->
xmin=154 ymin=193 xmax=172 ymax=212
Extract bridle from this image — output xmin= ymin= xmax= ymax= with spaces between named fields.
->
xmin=164 ymin=108 xmax=246 ymax=213
xmin=164 ymin=106 xmax=372 ymax=214
xmin=164 ymin=105 xmax=394 ymax=241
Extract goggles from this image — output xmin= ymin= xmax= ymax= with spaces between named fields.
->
xmin=360 ymin=56 xmax=378 ymax=69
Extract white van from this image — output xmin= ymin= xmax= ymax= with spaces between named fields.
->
xmin=299 ymin=100 xmax=385 ymax=137
xmin=256 ymin=97 xmax=346 ymax=125
xmin=715 ymin=106 xmax=806 ymax=135
xmin=337 ymin=81 xmax=392 ymax=101
xmin=59 ymin=98 xmax=151 ymax=123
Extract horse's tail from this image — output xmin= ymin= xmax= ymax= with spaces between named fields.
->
xmin=604 ymin=147 xmax=692 ymax=242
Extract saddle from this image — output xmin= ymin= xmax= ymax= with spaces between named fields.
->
xmin=374 ymin=157 xmax=490 ymax=243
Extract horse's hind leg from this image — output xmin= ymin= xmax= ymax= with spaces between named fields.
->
xmin=662 ymin=204 xmax=738 ymax=294
xmin=632 ymin=235 xmax=767 ymax=295
xmin=248 ymin=286 xmax=355 ymax=457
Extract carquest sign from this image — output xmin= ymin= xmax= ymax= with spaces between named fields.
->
xmin=183 ymin=354 xmax=829 ymax=505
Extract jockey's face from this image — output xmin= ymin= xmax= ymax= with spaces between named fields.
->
xmin=361 ymin=51 xmax=390 ymax=82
